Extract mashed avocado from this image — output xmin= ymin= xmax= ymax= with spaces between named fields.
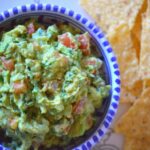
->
xmin=0 ymin=21 xmax=110 ymax=150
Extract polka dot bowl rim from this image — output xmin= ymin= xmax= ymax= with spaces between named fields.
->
xmin=0 ymin=3 xmax=121 ymax=150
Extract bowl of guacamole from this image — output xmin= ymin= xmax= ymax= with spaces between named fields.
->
xmin=0 ymin=4 xmax=120 ymax=150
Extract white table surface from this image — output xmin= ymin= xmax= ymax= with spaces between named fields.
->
xmin=0 ymin=1 xmax=124 ymax=150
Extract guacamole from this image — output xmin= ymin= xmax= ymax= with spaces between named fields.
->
xmin=0 ymin=21 xmax=110 ymax=150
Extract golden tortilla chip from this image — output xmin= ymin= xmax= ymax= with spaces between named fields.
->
xmin=140 ymin=1 xmax=150 ymax=80
xmin=115 ymin=87 xmax=150 ymax=140
xmin=131 ymin=0 xmax=147 ymax=59
xmin=124 ymin=137 xmax=150 ymax=150
xmin=120 ymin=87 xmax=137 ymax=103
xmin=80 ymin=0 xmax=145 ymax=33
xmin=108 ymin=24 xmax=139 ymax=90
xmin=121 ymin=80 xmax=143 ymax=103
xmin=143 ymin=79 xmax=150 ymax=89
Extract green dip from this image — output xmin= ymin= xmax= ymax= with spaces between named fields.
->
xmin=0 ymin=21 xmax=110 ymax=150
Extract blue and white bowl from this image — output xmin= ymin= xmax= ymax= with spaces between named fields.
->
xmin=0 ymin=3 xmax=121 ymax=150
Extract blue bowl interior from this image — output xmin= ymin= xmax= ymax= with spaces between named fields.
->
xmin=0 ymin=12 xmax=111 ymax=150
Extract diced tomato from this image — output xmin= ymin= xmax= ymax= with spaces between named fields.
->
xmin=27 ymin=22 xmax=35 ymax=34
xmin=58 ymin=33 xmax=76 ymax=49
xmin=58 ymin=33 xmax=70 ymax=47
xmin=86 ymin=60 xmax=96 ymax=65
xmin=70 ymin=42 xmax=76 ymax=49
xmin=73 ymin=99 xmax=86 ymax=115
xmin=92 ymin=70 xmax=97 ymax=75
xmin=13 ymin=81 xmax=27 ymax=94
xmin=1 ymin=57 xmax=14 ymax=71
xmin=78 ymin=34 xmax=91 ymax=56
xmin=78 ymin=34 xmax=89 ymax=49
xmin=81 ymin=49 xmax=91 ymax=56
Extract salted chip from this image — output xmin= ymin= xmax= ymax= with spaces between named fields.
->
xmin=140 ymin=1 xmax=150 ymax=80
xmin=80 ymin=0 xmax=145 ymax=33
xmin=108 ymin=24 xmax=139 ymax=90
xmin=131 ymin=0 xmax=147 ymax=59
xmin=121 ymin=87 xmax=138 ymax=103
xmin=143 ymin=79 xmax=150 ymax=89
xmin=121 ymin=80 xmax=143 ymax=103
xmin=124 ymin=137 xmax=150 ymax=150
xmin=115 ymin=87 xmax=150 ymax=140
xmin=131 ymin=19 xmax=141 ymax=59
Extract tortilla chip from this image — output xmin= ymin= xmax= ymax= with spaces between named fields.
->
xmin=128 ymin=80 xmax=143 ymax=97
xmin=80 ymin=0 xmax=145 ymax=33
xmin=140 ymin=1 xmax=150 ymax=80
xmin=143 ymin=79 xmax=150 ymax=89
xmin=131 ymin=20 xmax=141 ymax=60
xmin=131 ymin=0 xmax=147 ymax=59
xmin=115 ymin=87 xmax=150 ymax=140
xmin=120 ymin=87 xmax=138 ymax=103
xmin=121 ymin=80 xmax=143 ymax=104
xmin=124 ymin=137 xmax=150 ymax=150
xmin=108 ymin=24 xmax=139 ymax=90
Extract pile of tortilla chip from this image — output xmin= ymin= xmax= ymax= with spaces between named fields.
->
xmin=80 ymin=0 xmax=150 ymax=149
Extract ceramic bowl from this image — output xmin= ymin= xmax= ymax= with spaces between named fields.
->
xmin=0 ymin=3 xmax=120 ymax=150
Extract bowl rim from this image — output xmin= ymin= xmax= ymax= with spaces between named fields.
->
xmin=0 ymin=3 xmax=121 ymax=150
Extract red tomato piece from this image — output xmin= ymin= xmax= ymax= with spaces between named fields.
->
xmin=78 ymin=34 xmax=91 ymax=56
xmin=90 ymin=69 xmax=97 ymax=75
xmin=27 ymin=23 xmax=35 ymax=34
xmin=82 ymin=49 xmax=91 ymax=56
xmin=86 ymin=60 xmax=96 ymax=65
xmin=58 ymin=33 xmax=76 ymax=49
xmin=78 ymin=34 xmax=89 ymax=49
xmin=73 ymin=99 xmax=86 ymax=115
xmin=1 ymin=57 xmax=14 ymax=71
xmin=13 ymin=81 xmax=27 ymax=94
